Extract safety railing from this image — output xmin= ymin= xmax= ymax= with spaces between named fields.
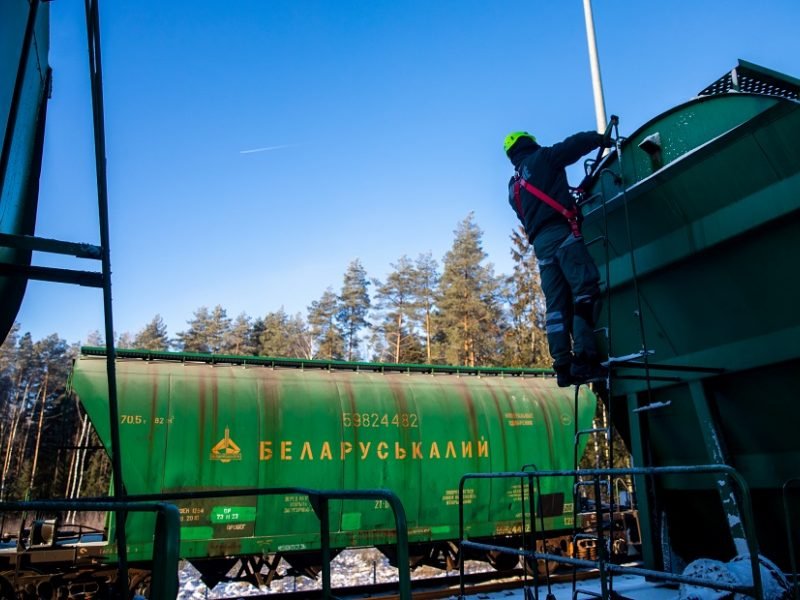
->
xmin=0 ymin=499 xmax=180 ymax=600
xmin=116 ymin=486 xmax=411 ymax=600
xmin=457 ymin=471 xmax=541 ymax=598
xmin=784 ymin=478 xmax=800 ymax=600
xmin=457 ymin=465 xmax=764 ymax=600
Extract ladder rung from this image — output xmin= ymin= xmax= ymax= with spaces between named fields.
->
xmin=632 ymin=401 xmax=672 ymax=413
xmin=0 ymin=232 xmax=101 ymax=259
xmin=0 ymin=263 xmax=104 ymax=287
xmin=603 ymin=349 xmax=655 ymax=366
xmin=577 ymin=428 xmax=609 ymax=436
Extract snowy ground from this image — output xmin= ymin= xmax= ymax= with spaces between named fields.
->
xmin=178 ymin=548 xmax=494 ymax=598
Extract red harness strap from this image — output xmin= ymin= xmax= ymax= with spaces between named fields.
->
xmin=513 ymin=174 xmax=582 ymax=238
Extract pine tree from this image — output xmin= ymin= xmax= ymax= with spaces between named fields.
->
xmin=436 ymin=213 xmax=504 ymax=367
xmin=373 ymin=256 xmax=425 ymax=363
xmin=133 ymin=315 xmax=170 ymax=350
xmin=259 ymin=309 xmax=294 ymax=357
xmin=206 ymin=305 xmax=232 ymax=353
xmin=222 ymin=313 xmax=252 ymax=355
xmin=116 ymin=331 xmax=135 ymax=349
xmin=249 ymin=317 xmax=266 ymax=355
xmin=308 ymin=289 xmax=345 ymax=360
xmin=0 ymin=331 xmax=77 ymax=501
xmin=413 ymin=253 xmax=439 ymax=363
xmin=176 ymin=305 xmax=232 ymax=353
xmin=503 ymin=226 xmax=549 ymax=367
xmin=258 ymin=310 xmax=311 ymax=359
xmin=337 ymin=259 xmax=371 ymax=361
xmin=85 ymin=330 xmax=104 ymax=347
xmin=285 ymin=313 xmax=313 ymax=359
xmin=176 ymin=306 xmax=212 ymax=352
xmin=0 ymin=324 xmax=20 ymax=399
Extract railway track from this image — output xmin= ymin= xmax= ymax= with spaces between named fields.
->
xmin=211 ymin=567 xmax=605 ymax=599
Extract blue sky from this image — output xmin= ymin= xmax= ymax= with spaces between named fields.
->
xmin=16 ymin=0 xmax=800 ymax=344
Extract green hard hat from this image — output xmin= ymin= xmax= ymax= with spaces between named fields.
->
xmin=504 ymin=131 xmax=536 ymax=154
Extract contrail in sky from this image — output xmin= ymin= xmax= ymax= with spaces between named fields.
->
xmin=239 ymin=143 xmax=305 ymax=154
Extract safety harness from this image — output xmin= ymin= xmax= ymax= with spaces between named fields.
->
xmin=512 ymin=173 xmax=582 ymax=238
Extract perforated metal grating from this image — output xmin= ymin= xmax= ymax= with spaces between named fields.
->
xmin=699 ymin=61 xmax=800 ymax=100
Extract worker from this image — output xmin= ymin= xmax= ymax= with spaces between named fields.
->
xmin=504 ymin=130 xmax=612 ymax=387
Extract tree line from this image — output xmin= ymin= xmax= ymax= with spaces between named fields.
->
xmin=0 ymin=213 xmax=549 ymax=504
xmin=101 ymin=213 xmax=549 ymax=368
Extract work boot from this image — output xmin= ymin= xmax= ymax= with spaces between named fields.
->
xmin=554 ymin=362 xmax=576 ymax=388
xmin=571 ymin=354 xmax=608 ymax=384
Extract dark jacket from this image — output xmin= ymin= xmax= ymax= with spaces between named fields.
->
xmin=508 ymin=131 xmax=604 ymax=241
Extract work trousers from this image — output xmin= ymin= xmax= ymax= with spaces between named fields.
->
xmin=533 ymin=224 xmax=601 ymax=368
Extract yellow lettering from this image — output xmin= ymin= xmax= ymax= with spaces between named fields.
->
xmin=478 ymin=438 xmax=489 ymax=457
xmin=341 ymin=441 xmax=353 ymax=459
xmin=412 ymin=442 xmax=422 ymax=459
xmin=300 ymin=442 xmax=313 ymax=460
xmin=260 ymin=441 xmax=273 ymax=461
xmin=461 ymin=441 xmax=472 ymax=457
xmin=446 ymin=441 xmax=457 ymax=458
xmin=429 ymin=442 xmax=440 ymax=459
xmin=377 ymin=441 xmax=389 ymax=459
xmin=359 ymin=441 xmax=371 ymax=459
xmin=395 ymin=442 xmax=407 ymax=460
xmin=320 ymin=442 xmax=333 ymax=460
xmin=281 ymin=441 xmax=293 ymax=460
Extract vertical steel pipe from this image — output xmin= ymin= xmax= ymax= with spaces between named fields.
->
xmin=82 ymin=0 xmax=127 ymax=596
xmin=582 ymin=0 xmax=608 ymax=134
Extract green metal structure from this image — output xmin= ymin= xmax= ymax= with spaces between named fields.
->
xmin=0 ymin=0 xmax=50 ymax=343
xmin=69 ymin=348 xmax=595 ymax=570
xmin=581 ymin=60 xmax=800 ymax=571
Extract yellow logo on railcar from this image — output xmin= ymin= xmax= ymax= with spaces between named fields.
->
xmin=210 ymin=427 xmax=242 ymax=463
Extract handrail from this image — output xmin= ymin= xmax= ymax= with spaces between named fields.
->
xmin=88 ymin=486 xmax=411 ymax=600
xmin=457 ymin=465 xmax=764 ymax=600
xmin=0 ymin=499 xmax=180 ymax=600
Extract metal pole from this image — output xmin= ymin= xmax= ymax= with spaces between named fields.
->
xmin=582 ymin=0 xmax=607 ymax=133
xmin=82 ymin=0 xmax=128 ymax=596
xmin=319 ymin=496 xmax=331 ymax=598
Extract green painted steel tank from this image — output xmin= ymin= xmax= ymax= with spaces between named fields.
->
xmin=581 ymin=60 xmax=800 ymax=571
xmin=0 ymin=0 xmax=50 ymax=343
xmin=70 ymin=348 xmax=595 ymax=565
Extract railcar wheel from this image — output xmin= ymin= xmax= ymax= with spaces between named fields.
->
xmin=486 ymin=550 xmax=519 ymax=572
xmin=523 ymin=556 xmax=560 ymax=577
xmin=129 ymin=572 xmax=152 ymax=599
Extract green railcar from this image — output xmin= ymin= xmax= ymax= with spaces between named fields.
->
xmin=581 ymin=60 xmax=800 ymax=571
xmin=0 ymin=0 xmax=50 ymax=343
xmin=69 ymin=348 xmax=594 ymax=577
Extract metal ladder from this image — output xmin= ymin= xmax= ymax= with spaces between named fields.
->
xmin=0 ymin=1 xmax=130 ymax=596
xmin=567 ymin=115 xmax=750 ymax=597
xmin=564 ymin=116 xmax=633 ymax=600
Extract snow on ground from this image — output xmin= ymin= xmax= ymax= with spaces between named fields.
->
xmin=178 ymin=548 xmax=494 ymax=598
